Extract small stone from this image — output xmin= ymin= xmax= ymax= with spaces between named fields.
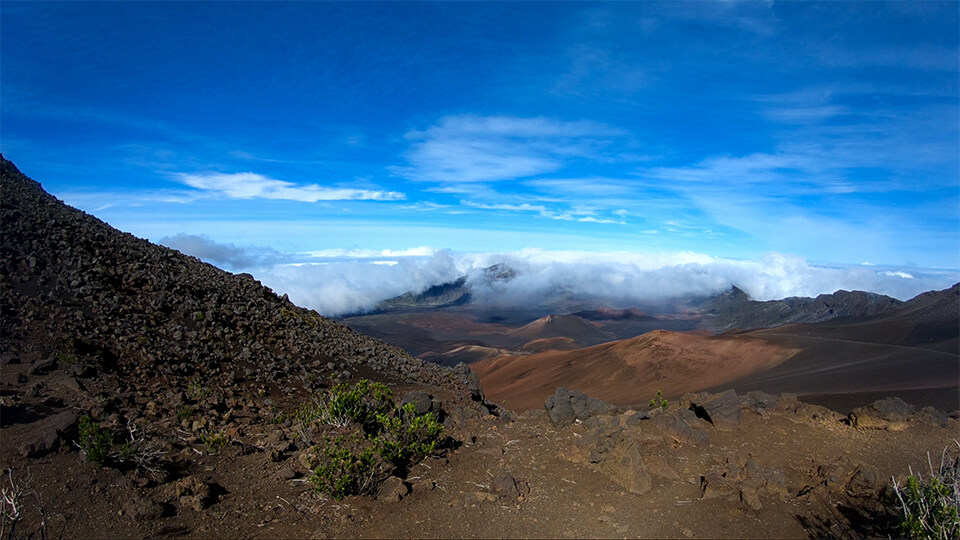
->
xmin=377 ymin=476 xmax=410 ymax=503
xmin=490 ymin=470 xmax=520 ymax=500
xmin=463 ymin=491 xmax=497 ymax=505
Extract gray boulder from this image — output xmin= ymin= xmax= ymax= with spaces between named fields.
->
xmin=19 ymin=411 xmax=78 ymax=457
xmin=544 ymin=387 xmax=617 ymax=427
xmin=848 ymin=397 xmax=915 ymax=430
xmin=654 ymin=409 xmax=710 ymax=447
xmin=688 ymin=390 xmax=741 ymax=431
xmin=600 ymin=441 xmax=651 ymax=495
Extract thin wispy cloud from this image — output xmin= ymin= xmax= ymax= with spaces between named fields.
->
xmin=394 ymin=115 xmax=625 ymax=183
xmin=175 ymin=172 xmax=404 ymax=202
xmin=462 ymin=200 xmax=627 ymax=225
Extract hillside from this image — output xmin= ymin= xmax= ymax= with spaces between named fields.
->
xmin=474 ymin=283 xmax=959 ymax=414
xmin=1 ymin=156 xmax=957 ymax=539
xmin=473 ymin=330 xmax=800 ymax=412
xmin=507 ymin=314 xmax=613 ymax=347
xmin=704 ymin=286 xmax=904 ymax=332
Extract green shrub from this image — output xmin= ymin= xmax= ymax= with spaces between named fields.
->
xmin=892 ymin=441 xmax=959 ymax=540
xmin=323 ymin=380 xmax=393 ymax=427
xmin=186 ymin=380 xmax=210 ymax=401
xmin=77 ymin=415 xmax=113 ymax=464
xmin=309 ymin=436 xmax=378 ymax=500
xmin=303 ymin=380 xmax=445 ymax=499
xmin=54 ymin=352 xmax=77 ymax=365
xmin=649 ymin=390 xmax=668 ymax=411
xmin=176 ymin=405 xmax=194 ymax=421
xmin=200 ymin=431 xmax=230 ymax=454
xmin=375 ymin=403 xmax=444 ymax=470
xmin=76 ymin=417 xmax=165 ymax=472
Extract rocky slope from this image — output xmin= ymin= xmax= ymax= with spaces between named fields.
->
xmin=0 ymin=155 xmax=494 ymax=534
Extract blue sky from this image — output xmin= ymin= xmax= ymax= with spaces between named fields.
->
xmin=3 ymin=1 xmax=959 ymax=312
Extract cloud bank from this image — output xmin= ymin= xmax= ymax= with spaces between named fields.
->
xmin=163 ymin=237 xmax=960 ymax=317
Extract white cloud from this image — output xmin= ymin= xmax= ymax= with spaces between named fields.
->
xmin=164 ymin=238 xmax=958 ymax=316
xmin=462 ymin=200 xmax=627 ymax=225
xmin=300 ymin=247 xmax=439 ymax=260
xmin=394 ymin=115 xmax=623 ymax=183
xmin=159 ymin=234 xmax=287 ymax=270
xmin=175 ymin=172 xmax=404 ymax=202
xmin=577 ymin=216 xmax=625 ymax=225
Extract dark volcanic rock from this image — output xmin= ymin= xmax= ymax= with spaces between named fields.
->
xmin=654 ymin=409 xmax=710 ymax=446
xmin=848 ymin=397 xmax=916 ymax=431
xmin=490 ymin=470 xmax=520 ymax=500
xmin=376 ymin=476 xmax=410 ymax=503
xmin=600 ymin=441 xmax=651 ymax=495
xmin=687 ymin=390 xmax=741 ymax=431
xmin=0 ymin=154 xmax=492 ymax=510
xmin=18 ymin=410 xmax=78 ymax=457
xmin=0 ymin=155 xmax=482 ymax=417
xmin=544 ymin=387 xmax=617 ymax=427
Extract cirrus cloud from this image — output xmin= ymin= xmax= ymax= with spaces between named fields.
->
xmin=175 ymin=172 xmax=404 ymax=202
xmin=393 ymin=115 xmax=625 ymax=183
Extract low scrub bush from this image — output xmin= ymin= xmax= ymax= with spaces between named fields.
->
xmin=77 ymin=415 xmax=113 ymax=464
xmin=649 ymin=390 xmax=668 ymax=411
xmin=308 ymin=435 xmax=380 ymax=500
xmin=76 ymin=416 xmax=165 ymax=473
xmin=322 ymin=380 xmax=394 ymax=427
xmin=186 ymin=379 xmax=210 ymax=401
xmin=892 ymin=441 xmax=959 ymax=540
xmin=200 ymin=431 xmax=230 ymax=454
xmin=375 ymin=403 xmax=444 ymax=470
xmin=302 ymin=379 xmax=445 ymax=500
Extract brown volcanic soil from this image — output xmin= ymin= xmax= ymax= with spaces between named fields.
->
xmin=474 ymin=285 xmax=959 ymax=415
xmin=519 ymin=336 xmax=582 ymax=353
xmin=716 ymin=328 xmax=959 ymax=413
xmin=508 ymin=314 xmax=613 ymax=346
xmin=473 ymin=330 xmax=799 ymax=412
xmin=320 ymin=402 xmax=959 ymax=539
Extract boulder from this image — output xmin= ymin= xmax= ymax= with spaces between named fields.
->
xmin=544 ymin=387 xmax=617 ymax=427
xmin=742 ymin=391 xmax=777 ymax=416
xmin=688 ymin=390 xmax=741 ymax=431
xmin=623 ymin=409 xmax=650 ymax=428
xmin=454 ymin=363 xmax=484 ymax=401
xmin=544 ymin=387 xmax=576 ymax=427
xmin=19 ymin=411 xmax=78 ymax=457
xmin=848 ymin=397 xmax=915 ymax=431
xmin=642 ymin=454 xmax=680 ymax=481
xmin=401 ymin=391 xmax=438 ymax=416
xmin=654 ymin=410 xmax=710 ymax=447
xmin=600 ymin=441 xmax=651 ymax=495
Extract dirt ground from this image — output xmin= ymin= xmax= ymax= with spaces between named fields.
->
xmin=3 ymin=389 xmax=955 ymax=539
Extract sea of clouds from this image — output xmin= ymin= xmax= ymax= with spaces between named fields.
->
xmin=160 ymin=234 xmax=960 ymax=317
